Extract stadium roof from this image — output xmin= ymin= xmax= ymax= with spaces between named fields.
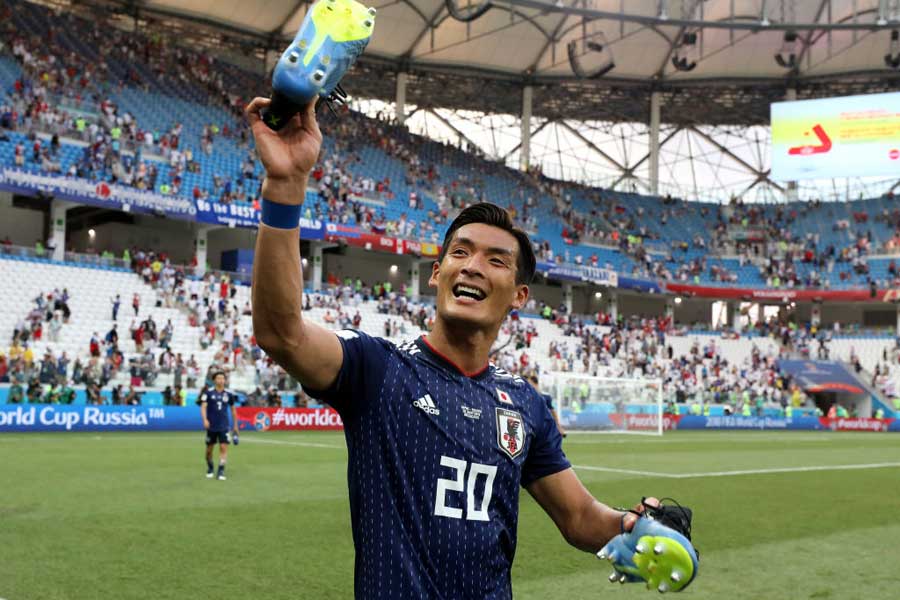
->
xmin=114 ymin=0 xmax=900 ymax=124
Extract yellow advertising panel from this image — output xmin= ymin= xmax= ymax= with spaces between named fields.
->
xmin=771 ymin=92 xmax=900 ymax=180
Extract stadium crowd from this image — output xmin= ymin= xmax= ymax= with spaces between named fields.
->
xmin=4 ymin=0 xmax=900 ymax=294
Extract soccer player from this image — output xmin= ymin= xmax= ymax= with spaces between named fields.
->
xmin=199 ymin=371 xmax=238 ymax=480
xmin=247 ymin=98 xmax=656 ymax=598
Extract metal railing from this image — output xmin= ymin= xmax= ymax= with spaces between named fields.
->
xmin=0 ymin=244 xmax=255 ymax=284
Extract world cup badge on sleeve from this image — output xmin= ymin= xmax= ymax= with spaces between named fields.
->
xmin=496 ymin=407 xmax=525 ymax=459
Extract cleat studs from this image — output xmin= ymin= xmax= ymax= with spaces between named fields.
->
xmin=607 ymin=550 xmax=618 ymax=562
xmin=288 ymin=52 xmax=299 ymax=63
xmin=653 ymin=543 xmax=664 ymax=555
xmin=608 ymin=572 xmax=619 ymax=583
xmin=635 ymin=543 xmax=647 ymax=554
xmin=618 ymin=574 xmax=627 ymax=584
xmin=658 ymin=583 xmax=669 ymax=593
xmin=322 ymin=55 xmax=331 ymax=66
xmin=597 ymin=550 xmax=608 ymax=561
xmin=671 ymin=572 xmax=682 ymax=583
xmin=364 ymin=19 xmax=373 ymax=27
xmin=367 ymin=6 xmax=376 ymax=15
xmin=311 ymin=69 xmax=326 ymax=83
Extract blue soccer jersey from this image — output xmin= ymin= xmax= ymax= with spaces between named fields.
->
xmin=201 ymin=388 xmax=235 ymax=432
xmin=307 ymin=330 xmax=571 ymax=599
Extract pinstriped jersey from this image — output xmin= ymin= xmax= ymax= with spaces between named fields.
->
xmin=200 ymin=388 xmax=235 ymax=432
xmin=307 ymin=330 xmax=570 ymax=599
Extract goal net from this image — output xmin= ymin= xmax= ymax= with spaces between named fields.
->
xmin=546 ymin=373 xmax=664 ymax=435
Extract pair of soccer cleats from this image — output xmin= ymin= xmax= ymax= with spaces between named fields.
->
xmin=206 ymin=470 xmax=226 ymax=481
xmin=597 ymin=500 xmax=699 ymax=593
xmin=264 ymin=0 xmax=375 ymax=129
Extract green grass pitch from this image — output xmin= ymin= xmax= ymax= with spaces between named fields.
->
xmin=2 ymin=430 xmax=899 ymax=599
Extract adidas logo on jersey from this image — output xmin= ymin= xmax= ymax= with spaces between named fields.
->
xmin=399 ymin=340 xmax=420 ymax=355
xmin=413 ymin=394 xmax=440 ymax=416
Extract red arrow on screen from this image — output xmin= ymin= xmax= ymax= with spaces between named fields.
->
xmin=788 ymin=124 xmax=833 ymax=155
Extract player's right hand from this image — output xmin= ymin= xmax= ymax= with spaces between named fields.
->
xmin=598 ymin=498 xmax=697 ymax=593
xmin=245 ymin=97 xmax=322 ymax=205
xmin=203 ymin=419 xmax=210 ymax=430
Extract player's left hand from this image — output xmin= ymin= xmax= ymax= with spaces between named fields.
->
xmin=598 ymin=497 xmax=698 ymax=593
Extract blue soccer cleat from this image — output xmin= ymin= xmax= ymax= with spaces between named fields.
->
xmin=263 ymin=0 xmax=375 ymax=129
xmin=598 ymin=512 xmax=699 ymax=593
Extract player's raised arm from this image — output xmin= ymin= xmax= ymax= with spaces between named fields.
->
xmin=246 ymin=97 xmax=343 ymax=391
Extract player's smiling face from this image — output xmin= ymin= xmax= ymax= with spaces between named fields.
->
xmin=430 ymin=223 xmax=528 ymax=331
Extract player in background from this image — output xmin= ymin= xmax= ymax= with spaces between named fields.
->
xmin=529 ymin=374 xmax=566 ymax=437
xmin=199 ymin=371 xmax=238 ymax=480
xmin=246 ymin=97 xmax=659 ymax=599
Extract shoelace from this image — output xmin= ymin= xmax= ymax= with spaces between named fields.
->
xmin=317 ymin=84 xmax=349 ymax=117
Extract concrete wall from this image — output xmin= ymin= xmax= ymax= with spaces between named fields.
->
xmin=322 ymin=247 xmax=416 ymax=289
xmin=616 ymin=291 xmax=668 ymax=318
xmin=66 ymin=216 xmax=196 ymax=263
xmin=63 ymin=217 xmax=265 ymax=270
xmin=0 ymin=192 xmax=45 ymax=246
xmin=673 ymin=297 xmax=712 ymax=326
xmin=207 ymin=227 xmax=257 ymax=270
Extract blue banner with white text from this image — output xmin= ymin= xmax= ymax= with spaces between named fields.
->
xmin=0 ymin=404 xmax=203 ymax=432
xmin=193 ymin=198 xmax=325 ymax=238
xmin=0 ymin=168 xmax=196 ymax=219
xmin=678 ymin=416 xmax=824 ymax=430
xmin=541 ymin=262 xmax=619 ymax=287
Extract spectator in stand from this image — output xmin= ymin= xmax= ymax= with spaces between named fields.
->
xmin=132 ymin=293 xmax=140 ymax=316
xmin=56 ymin=352 xmax=70 ymax=385
xmin=106 ymin=324 xmax=118 ymax=346
xmin=266 ymin=386 xmax=281 ymax=407
xmin=86 ymin=382 xmax=102 ymax=405
xmin=111 ymin=294 xmax=121 ymax=321
xmin=48 ymin=313 xmax=63 ymax=342
xmin=187 ymin=355 xmax=200 ymax=388
xmin=125 ymin=385 xmax=140 ymax=405
xmin=38 ymin=350 xmax=56 ymax=384
xmin=135 ymin=321 xmax=145 ymax=352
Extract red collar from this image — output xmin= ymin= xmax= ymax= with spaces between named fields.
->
xmin=418 ymin=336 xmax=490 ymax=379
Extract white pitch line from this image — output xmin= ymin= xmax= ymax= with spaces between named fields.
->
xmin=674 ymin=462 xmax=900 ymax=479
xmin=238 ymin=436 xmax=343 ymax=449
xmin=573 ymin=465 xmax=676 ymax=478
xmin=574 ymin=462 xmax=900 ymax=479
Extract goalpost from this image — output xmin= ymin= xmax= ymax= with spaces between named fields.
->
xmin=546 ymin=373 xmax=665 ymax=436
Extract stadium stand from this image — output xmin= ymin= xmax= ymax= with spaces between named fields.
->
xmin=3 ymin=0 xmax=900 ymax=290
xmin=1 ymin=0 xmax=898 ymax=420
xmin=0 ymin=247 xmax=833 ymax=417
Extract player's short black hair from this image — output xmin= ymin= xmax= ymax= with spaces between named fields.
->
xmin=438 ymin=202 xmax=536 ymax=285
xmin=212 ymin=370 xmax=226 ymax=380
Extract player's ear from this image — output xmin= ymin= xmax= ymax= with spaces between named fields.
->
xmin=427 ymin=260 xmax=440 ymax=289
xmin=510 ymin=284 xmax=528 ymax=311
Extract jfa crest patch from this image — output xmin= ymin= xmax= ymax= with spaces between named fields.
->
xmin=496 ymin=407 xmax=525 ymax=459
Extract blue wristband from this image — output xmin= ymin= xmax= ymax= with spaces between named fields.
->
xmin=260 ymin=198 xmax=302 ymax=229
